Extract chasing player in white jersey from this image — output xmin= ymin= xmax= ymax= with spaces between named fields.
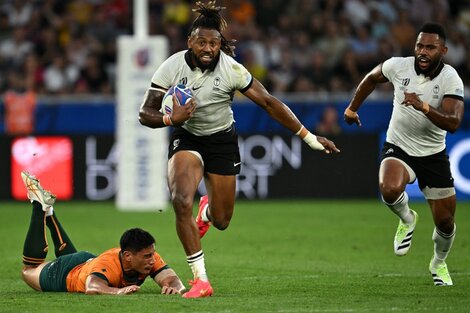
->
xmin=344 ymin=22 xmax=464 ymax=286
xmin=139 ymin=1 xmax=340 ymax=298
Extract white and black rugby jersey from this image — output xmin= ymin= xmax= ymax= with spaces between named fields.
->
xmin=150 ymin=50 xmax=253 ymax=136
xmin=382 ymin=56 xmax=464 ymax=157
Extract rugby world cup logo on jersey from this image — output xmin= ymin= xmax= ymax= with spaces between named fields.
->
xmin=402 ymin=78 xmax=410 ymax=86
xmin=180 ymin=77 xmax=188 ymax=86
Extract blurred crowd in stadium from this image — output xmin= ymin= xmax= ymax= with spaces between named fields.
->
xmin=0 ymin=0 xmax=469 ymax=96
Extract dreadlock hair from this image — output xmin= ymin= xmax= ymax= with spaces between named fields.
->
xmin=189 ymin=1 xmax=236 ymax=57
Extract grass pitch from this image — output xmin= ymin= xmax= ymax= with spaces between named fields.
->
xmin=1 ymin=199 xmax=470 ymax=313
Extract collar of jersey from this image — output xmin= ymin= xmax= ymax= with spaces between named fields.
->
xmin=413 ymin=58 xmax=444 ymax=80
xmin=185 ymin=49 xmax=220 ymax=72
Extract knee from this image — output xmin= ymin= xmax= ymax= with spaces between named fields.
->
xmin=22 ymin=267 xmax=41 ymax=291
xmin=210 ymin=208 xmax=233 ymax=231
xmin=209 ymin=208 xmax=233 ymax=230
xmin=212 ymin=219 xmax=230 ymax=231
xmin=379 ymin=181 xmax=404 ymax=203
xmin=435 ymin=216 xmax=455 ymax=234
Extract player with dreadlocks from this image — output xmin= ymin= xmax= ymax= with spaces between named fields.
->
xmin=139 ymin=1 xmax=340 ymax=298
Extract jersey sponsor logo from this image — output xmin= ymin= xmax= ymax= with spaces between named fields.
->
xmin=438 ymin=190 xmax=450 ymax=197
xmin=214 ymin=77 xmax=221 ymax=86
xmin=233 ymin=162 xmax=241 ymax=167
xmin=433 ymin=85 xmax=439 ymax=94
xmin=173 ymin=139 xmax=180 ymax=150
xmin=385 ymin=148 xmax=394 ymax=155
xmin=402 ymin=78 xmax=410 ymax=86
xmin=180 ymin=77 xmax=188 ymax=85
xmin=192 ymin=85 xmax=204 ymax=91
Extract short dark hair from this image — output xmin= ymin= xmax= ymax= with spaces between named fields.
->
xmin=418 ymin=23 xmax=446 ymax=43
xmin=120 ymin=228 xmax=155 ymax=253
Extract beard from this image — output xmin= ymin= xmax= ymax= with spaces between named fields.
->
xmin=190 ymin=50 xmax=217 ymax=70
xmin=414 ymin=56 xmax=442 ymax=76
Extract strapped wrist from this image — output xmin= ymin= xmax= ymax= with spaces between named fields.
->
xmin=296 ymin=125 xmax=324 ymax=150
xmin=422 ymin=102 xmax=430 ymax=115
xmin=163 ymin=114 xmax=173 ymax=126
xmin=345 ymin=107 xmax=357 ymax=117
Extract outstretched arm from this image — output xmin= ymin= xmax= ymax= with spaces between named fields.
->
xmin=153 ymin=268 xmax=186 ymax=295
xmin=243 ymin=78 xmax=340 ymax=154
xmin=344 ymin=63 xmax=389 ymax=126
xmin=85 ymin=274 xmax=140 ymax=295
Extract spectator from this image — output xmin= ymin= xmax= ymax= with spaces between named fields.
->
xmin=227 ymin=0 xmax=256 ymax=25
xmin=3 ymin=69 xmax=37 ymax=135
xmin=24 ymin=52 xmax=44 ymax=92
xmin=315 ymin=106 xmax=342 ymax=136
xmin=43 ymin=52 xmax=79 ymax=94
xmin=0 ymin=0 xmax=467 ymax=96
xmin=444 ymin=28 xmax=467 ymax=68
xmin=2 ymin=0 xmax=33 ymax=27
xmin=0 ymin=26 xmax=33 ymax=67
xmin=75 ymin=53 xmax=110 ymax=94
xmin=0 ymin=11 xmax=10 ymax=41
xmin=316 ymin=19 xmax=348 ymax=71
xmin=348 ymin=24 xmax=379 ymax=71
xmin=300 ymin=50 xmax=331 ymax=92
xmin=390 ymin=9 xmax=417 ymax=55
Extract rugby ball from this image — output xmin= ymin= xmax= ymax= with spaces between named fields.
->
xmin=160 ymin=84 xmax=193 ymax=115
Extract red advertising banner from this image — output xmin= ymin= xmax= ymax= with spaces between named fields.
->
xmin=11 ymin=136 xmax=73 ymax=200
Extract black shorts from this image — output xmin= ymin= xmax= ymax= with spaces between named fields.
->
xmin=381 ymin=142 xmax=454 ymax=190
xmin=39 ymin=251 xmax=96 ymax=292
xmin=168 ymin=125 xmax=241 ymax=175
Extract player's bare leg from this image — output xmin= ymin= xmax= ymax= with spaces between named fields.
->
xmin=167 ymin=151 xmax=213 ymax=297
xmin=168 ymin=151 xmax=204 ymax=255
xmin=379 ymin=159 xmax=418 ymax=255
xmin=22 ymin=263 xmax=48 ymax=291
xmin=203 ymin=173 xmax=236 ymax=231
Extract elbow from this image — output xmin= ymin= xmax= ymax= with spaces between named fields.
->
xmin=138 ymin=112 xmax=152 ymax=128
xmin=138 ymin=114 xmax=146 ymax=126
xmin=447 ymin=126 xmax=458 ymax=134
xmin=85 ymin=287 xmax=99 ymax=295
xmin=447 ymin=119 xmax=462 ymax=134
xmin=447 ymin=127 xmax=457 ymax=134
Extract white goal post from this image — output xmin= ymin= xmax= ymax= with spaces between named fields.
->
xmin=115 ymin=0 xmax=169 ymax=211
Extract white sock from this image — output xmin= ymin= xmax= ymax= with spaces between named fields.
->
xmin=383 ymin=192 xmax=414 ymax=224
xmin=431 ymin=225 xmax=456 ymax=268
xmin=187 ymin=250 xmax=208 ymax=281
xmin=45 ymin=206 xmax=54 ymax=217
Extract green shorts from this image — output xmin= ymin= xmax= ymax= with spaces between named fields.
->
xmin=39 ymin=251 xmax=96 ymax=292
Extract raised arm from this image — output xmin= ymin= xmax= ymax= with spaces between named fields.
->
xmin=153 ymin=268 xmax=186 ymax=295
xmin=344 ymin=63 xmax=389 ymax=126
xmin=243 ymin=78 xmax=340 ymax=154
xmin=85 ymin=274 xmax=140 ymax=295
